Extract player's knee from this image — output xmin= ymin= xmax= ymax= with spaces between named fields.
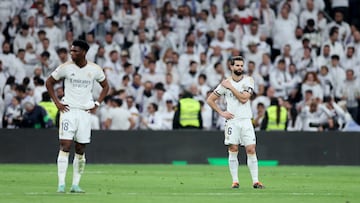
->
xmin=74 ymin=143 xmax=86 ymax=154
xmin=60 ymin=145 xmax=71 ymax=152
xmin=245 ymin=147 xmax=256 ymax=155
xmin=228 ymin=145 xmax=238 ymax=152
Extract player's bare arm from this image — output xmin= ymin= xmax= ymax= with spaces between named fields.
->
xmin=45 ymin=76 xmax=69 ymax=112
xmin=221 ymin=79 xmax=251 ymax=104
xmin=206 ymin=92 xmax=234 ymax=120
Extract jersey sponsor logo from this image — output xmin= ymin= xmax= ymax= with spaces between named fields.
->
xmin=69 ymin=78 xmax=92 ymax=88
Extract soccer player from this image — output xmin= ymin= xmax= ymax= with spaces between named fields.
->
xmin=46 ymin=40 xmax=109 ymax=193
xmin=206 ymin=56 xmax=265 ymax=189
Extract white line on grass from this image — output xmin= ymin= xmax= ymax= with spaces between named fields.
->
xmin=17 ymin=192 xmax=337 ymax=196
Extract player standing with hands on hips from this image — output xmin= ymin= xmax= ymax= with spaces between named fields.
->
xmin=206 ymin=56 xmax=265 ymax=189
xmin=46 ymin=40 xmax=109 ymax=193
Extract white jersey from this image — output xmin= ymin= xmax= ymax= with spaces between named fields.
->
xmin=214 ymin=75 xmax=254 ymax=119
xmin=51 ymin=61 xmax=106 ymax=110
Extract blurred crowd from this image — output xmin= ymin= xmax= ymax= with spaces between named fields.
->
xmin=1 ymin=0 xmax=360 ymax=131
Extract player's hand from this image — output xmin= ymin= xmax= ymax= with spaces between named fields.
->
xmin=221 ymin=79 xmax=232 ymax=89
xmin=55 ymin=102 xmax=69 ymax=113
xmin=88 ymin=105 xmax=98 ymax=114
xmin=221 ymin=111 xmax=234 ymax=120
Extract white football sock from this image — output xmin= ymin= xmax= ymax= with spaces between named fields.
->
xmin=57 ymin=150 xmax=69 ymax=186
xmin=72 ymin=153 xmax=86 ymax=186
xmin=228 ymin=151 xmax=239 ymax=183
xmin=247 ymin=153 xmax=259 ymax=183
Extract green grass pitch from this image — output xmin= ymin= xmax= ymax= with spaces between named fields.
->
xmin=0 ymin=164 xmax=359 ymax=203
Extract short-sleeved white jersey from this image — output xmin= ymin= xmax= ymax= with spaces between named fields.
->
xmin=51 ymin=61 xmax=106 ymax=110
xmin=214 ymin=75 xmax=254 ymax=119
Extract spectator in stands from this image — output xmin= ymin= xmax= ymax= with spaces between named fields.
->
xmin=271 ymin=2 xmax=297 ymax=60
xmin=321 ymin=96 xmax=347 ymax=130
xmin=93 ymin=46 xmax=106 ymax=68
xmin=207 ymin=4 xmax=226 ymax=34
xmin=147 ymin=82 xmax=173 ymax=113
xmin=327 ymin=10 xmax=351 ymax=44
xmin=130 ymin=30 xmax=152 ymax=69
xmin=340 ymin=69 xmax=360 ymax=123
xmin=164 ymin=73 xmax=180 ymax=101
xmin=317 ymin=65 xmax=333 ymax=98
xmin=274 ymin=44 xmax=293 ymax=69
xmin=247 ymin=61 xmax=265 ymax=97
xmin=44 ymin=16 xmax=63 ymax=49
xmin=317 ymin=10 xmax=328 ymax=39
xmin=104 ymin=98 xmax=135 ymax=130
xmin=85 ymin=32 xmax=100 ymax=62
xmin=2 ymin=96 xmax=22 ymax=128
xmin=181 ymin=60 xmax=200 ymax=90
xmin=253 ymin=102 xmax=266 ymax=131
xmin=161 ymin=99 xmax=175 ymax=130
xmin=13 ymin=24 xmax=36 ymax=54
xmin=32 ymin=76 xmax=46 ymax=104
xmin=206 ymin=62 xmax=226 ymax=89
xmin=54 ymin=3 xmax=74 ymax=39
xmin=299 ymin=0 xmax=318 ymax=29
xmin=103 ymin=50 xmax=122 ymax=90
xmin=301 ymin=72 xmax=324 ymax=102
xmin=29 ymin=1 xmax=49 ymax=29
xmin=103 ymin=32 xmax=121 ymax=61
xmin=296 ymin=47 xmax=318 ymax=77
xmin=56 ymin=48 xmax=69 ymax=64
xmin=58 ymin=31 xmax=74 ymax=51
xmin=135 ymin=80 xmax=153 ymax=113
xmin=174 ymin=5 xmax=195 ymax=46
xmin=141 ymin=59 xmax=165 ymax=84
xmin=232 ymin=0 xmax=253 ymax=27
xmin=328 ymin=54 xmax=346 ymax=100
xmin=125 ymin=95 xmax=140 ymax=130
xmin=140 ymin=102 xmax=163 ymax=130
xmin=224 ymin=18 xmax=243 ymax=51
xmin=197 ymin=74 xmax=211 ymax=100
xmin=340 ymin=45 xmax=359 ymax=73
xmin=317 ymin=44 xmax=331 ymax=69
xmin=34 ymin=51 xmax=57 ymax=79
xmin=3 ymin=15 xmax=22 ymax=44
xmin=269 ymin=59 xmax=292 ymax=99
xmin=35 ymin=38 xmax=59 ymax=65
xmin=20 ymin=100 xmax=52 ymax=129
xmin=241 ymin=22 xmax=261 ymax=54
xmin=303 ymin=19 xmax=321 ymax=53
xmin=277 ymin=0 xmax=300 ymax=16
xmin=109 ymin=20 xmax=125 ymax=48
xmin=244 ymin=41 xmax=264 ymax=67
xmin=298 ymin=99 xmax=328 ymax=131
xmin=352 ymin=30 xmax=360 ymax=59
xmin=154 ymin=23 xmax=178 ymax=58
xmin=325 ymin=27 xmax=345 ymax=59
xmin=287 ymin=63 xmax=303 ymax=104
xmin=258 ymin=53 xmax=273 ymax=87
xmin=250 ymin=0 xmax=276 ymax=38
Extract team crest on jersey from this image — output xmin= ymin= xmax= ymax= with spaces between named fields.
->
xmin=87 ymin=73 xmax=92 ymax=78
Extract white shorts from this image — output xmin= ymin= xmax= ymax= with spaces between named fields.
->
xmin=59 ymin=108 xmax=92 ymax=144
xmin=224 ymin=118 xmax=256 ymax=146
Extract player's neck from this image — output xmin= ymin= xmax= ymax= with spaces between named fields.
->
xmin=75 ymin=60 xmax=87 ymax=68
xmin=231 ymin=74 xmax=243 ymax=82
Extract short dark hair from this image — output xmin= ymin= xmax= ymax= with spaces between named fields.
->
xmin=230 ymin=56 xmax=244 ymax=65
xmin=72 ymin=39 xmax=89 ymax=52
